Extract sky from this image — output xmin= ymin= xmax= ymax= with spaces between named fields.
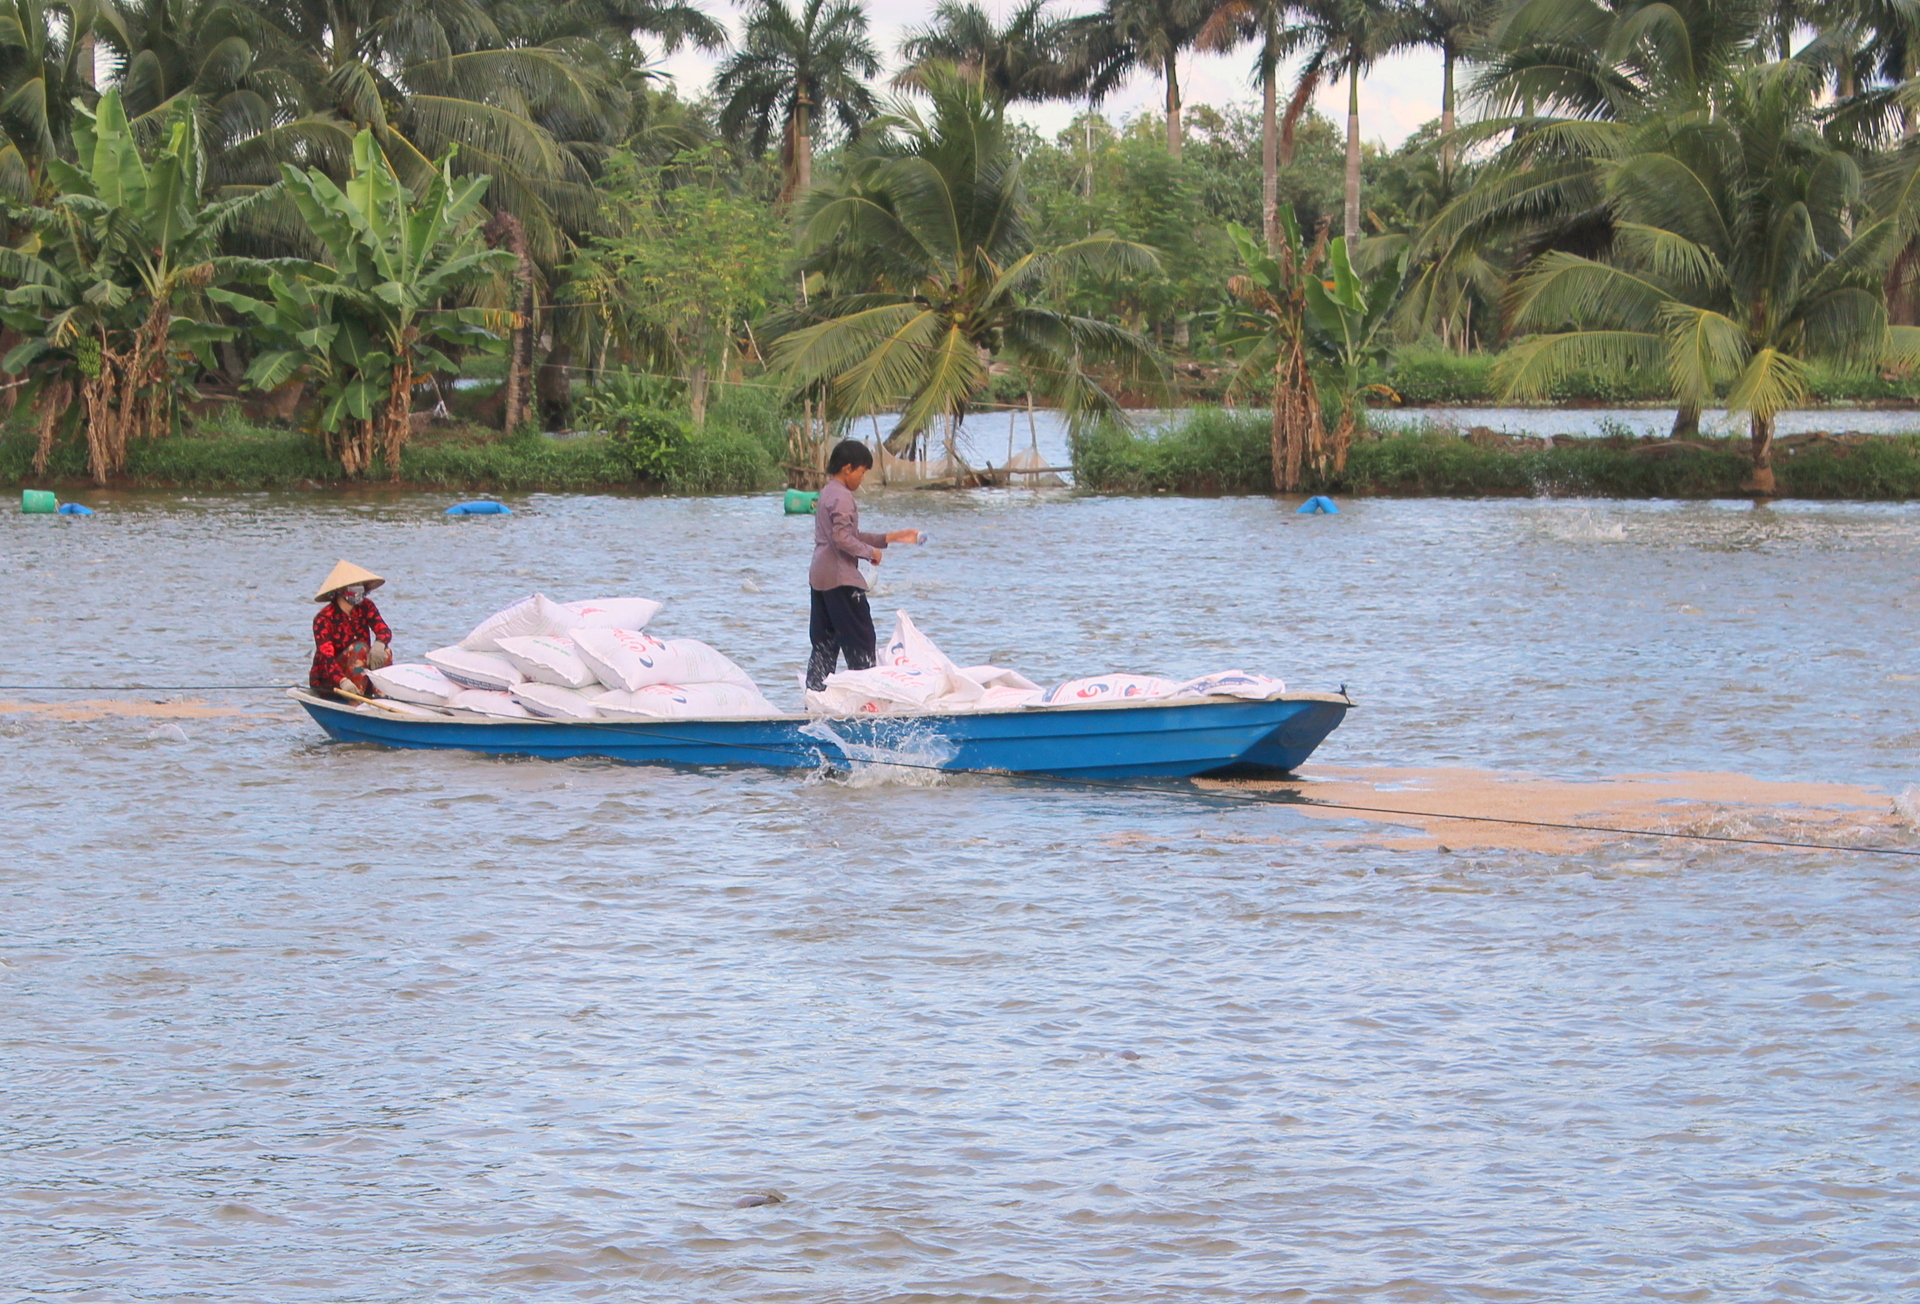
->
xmin=657 ymin=1 xmax=1448 ymax=154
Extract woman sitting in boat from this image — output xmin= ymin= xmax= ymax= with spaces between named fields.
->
xmin=310 ymin=560 xmax=393 ymax=698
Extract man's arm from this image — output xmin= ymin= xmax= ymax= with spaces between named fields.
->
xmin=829 ymin=499 xmax=882 ymax=563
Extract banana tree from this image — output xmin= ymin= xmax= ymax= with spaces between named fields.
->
xmin=0 ymin=89 xmax=258 ymax=484
xmin=210 ymin=131 xmax=515 ymax=477
xmin=1304 ymin=231 xmax=1406 ymax=447
xmin=1220 ymin=214 xmax=1405 ymax=489
xmin=1219 ymin=217 xmax=1324 ymax=490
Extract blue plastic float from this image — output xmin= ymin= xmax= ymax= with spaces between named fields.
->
xmin=446 ymin=500 xmax=512 ymax=516
xmin=57 ymin=502 xmax=93 ymax=515
xmin=1296 ymin=495 xmax=1339 ymax=515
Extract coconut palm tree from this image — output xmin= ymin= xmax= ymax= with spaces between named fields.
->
xmin=1397 ymin=0 xmax=1496 ymax=172
xmin=1279 ymin=0 xmax=1414 ymax=241
xmin=766 ymin=66 xmax=1161 ymax=459
xmin=1100 ymin=0 xmax=1211 ymax=158
xmin=896 ymin=0 xmax=1088 ymax=102
xmin=714 ymin=0 xmax=879 ymax=204
xmin=1495 ymin=61 xmax=1920 ymax=492
xmin=1197 ymin=0 xmax=1285 ymax=248
xmin=0 ymin=0 xmax=130 ymax=198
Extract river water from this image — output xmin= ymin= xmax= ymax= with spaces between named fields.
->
xmin=4 ymin=490 xmax=1919 ymax=1301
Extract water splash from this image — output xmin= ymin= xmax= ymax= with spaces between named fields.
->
xmin=1542 ymin=506 xmax=1629 ymax=542
xmin=798 ymin=717 xmax=958 ymax=788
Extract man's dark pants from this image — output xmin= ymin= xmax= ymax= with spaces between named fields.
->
xmin=808 ymin=585 xmax=876 ymax=689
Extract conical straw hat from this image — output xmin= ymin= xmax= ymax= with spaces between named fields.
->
xmin=314 ymin=559 xmax=385 ymax=602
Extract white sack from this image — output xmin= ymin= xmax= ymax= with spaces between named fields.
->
xmin=969 ymin=684 xmax=1045 ymax=711
xmin=881 ymin=610 xmax=959 ymax=674
xmin=956 ymin=664 xmax=1041 ymax=692
xmin=427 ymin=645 xmax=525 ymax=692
xmin=459 ymin=593 xmax=570 ymax=651
xmin=512 ymin=682 xmax=604 ymax=720
xmin=367 ymin=662 xmax=457 ymax=705
xmin=1172 ymin=670 xmax=1288 ymax=700
xmin=595 ymin=682 xmax=777 ymax=720
xmin=808 ymin=666 xmax=951 ymax=715
xmin=550 ymin=597 xmax=662 ymax=632
xmin=446 ymin=688 xmax=534 ymax=718
xmin=573 ymin=629 xmax=755 ymax=693
xmin=495 ymin=634 xmax=599 ymax=689
xmin=1037 ymin=674 xmax=1178 ymax=707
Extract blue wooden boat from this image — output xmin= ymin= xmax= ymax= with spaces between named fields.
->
xmin=292 ymin=689 xmax=1350 ymax=780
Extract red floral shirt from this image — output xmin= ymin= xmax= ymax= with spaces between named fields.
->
xmin=310 ymin=599 xmax=392 ymax=692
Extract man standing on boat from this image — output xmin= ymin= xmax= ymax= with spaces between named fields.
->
xmin=808 ymin=440 xmax=920 ymax=691
xmin=310 ymin=560 xmax=394 ymax=697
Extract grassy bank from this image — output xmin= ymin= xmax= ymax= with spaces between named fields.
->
xmin=1385 ymin=347 xmax=1920 ymax=406
xmin=1072 ymin=408 xmax=1920 ymax=499
xmin=3 ymin=389 xmax=788 ymax=493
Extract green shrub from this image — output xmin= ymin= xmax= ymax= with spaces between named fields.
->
xmin=705 ymin=383 xmax=796 ymax=465
xmin=401 ymin=431 xmax=632 ymax=489
xmin=1073 ymin=407 xmax=1920 ymax=499
xmin=576 ymin=369 xmax=687 ymax=480
xmin=665 ymin=423 xmax=780 ymax=493
xmin=1386 ymin=348 xmax=1498 ymax=404
xmin=1072 ymin=408 xmax=1272 ymax=493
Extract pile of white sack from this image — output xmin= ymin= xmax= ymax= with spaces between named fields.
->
xmin=806 ymin=612 xmax=1290 ymax=716
xmin=364 ymin=594 xmax=779 ymax=722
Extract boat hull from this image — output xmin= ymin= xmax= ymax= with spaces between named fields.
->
xmin=293 ymin=690 xmax=1350 ymax=780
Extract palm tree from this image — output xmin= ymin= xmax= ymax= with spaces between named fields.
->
xmin=1470 ymin=0 xmax=1768 ymax=121
xmin=1495 ymin=61 xmax=1920 ymax=492
xmin=225 ymin=0 xmax=639 ymax=268
xmin=0 ymin=0 xmax=129 ymax=198
xmin=1280 ymin=0 xmax=1413 ymax=241
xmin=714 ymin=0 xmax=879 ymax=204
xmin=766 ymin=66 xmax=1161 ymax=460
xmin=1102 ymin=0 xmax=1211 ymax=159
xmin=896 ymin=0 xmax=1088 ymax=102
xmin=1198 ymin=0 xmax=1285 ymax=248
xmin=1397 ymin=0 xmax=1496 ymax=173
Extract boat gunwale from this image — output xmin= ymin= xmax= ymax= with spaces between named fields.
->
xmin=287 ymin=687 xmax=1354 ymax=727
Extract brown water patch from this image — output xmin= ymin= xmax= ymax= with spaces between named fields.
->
xmin=1198 ymin=764 xmax=1907 ymax=854
xmin=0 ymin=697 xmax=267 ymax=722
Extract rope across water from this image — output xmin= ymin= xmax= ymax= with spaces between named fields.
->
xmin=6 ymin=681 xmax=1912 ymax=860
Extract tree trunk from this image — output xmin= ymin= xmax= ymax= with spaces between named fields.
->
xmin=1747 ymin=411 xmax=1776 ymax=495
xmin=1343 ymin=57 xmax=1362 ymax=243
xmin=1165 ymin=56 xmax=1182 ymax=159
xmin=1261 ymin=52 xmax=1279 ymax=252
xmin=383 ymin=359 xmax=413 ymax=481
xmin=538 ymin=343 xmax=574 ymax=430
xmin=484 ymin=211 xmax=534 ymax=434
xmin=1440 ymin=46 xmax=1455 ymax=176
xmin=1669 ymin=404 xmax=1700 ymax=439
xmin=787 ymin=92 xmax=813 ymax=203
xmin=689 ymin=363 xmax=709 ymax=428
xmin=1271 ymin=336 xmax=1324 ymax=493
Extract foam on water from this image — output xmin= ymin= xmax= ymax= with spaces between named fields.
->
xmin=799 ymin=715 xmax=958 ymax=787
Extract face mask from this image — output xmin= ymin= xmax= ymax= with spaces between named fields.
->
xmin=339 ymin=585 xmax=365 ymax=604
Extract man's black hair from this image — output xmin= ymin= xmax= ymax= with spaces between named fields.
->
xmin=827 ymin=439 xmax=874 ymax=474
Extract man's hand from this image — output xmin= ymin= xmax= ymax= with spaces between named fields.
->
xmin=868 ymin=550 xmax=883 ymax=567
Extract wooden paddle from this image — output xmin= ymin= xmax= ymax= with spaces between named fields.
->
xmin=335 ymin=686 xmax=439 ymax=717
